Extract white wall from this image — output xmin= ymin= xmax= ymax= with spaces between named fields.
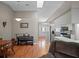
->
xmin=12 ymin=11 xmax=38 ymax=42
xmin=51 ymin=10 xmax=71 ymax=31
xmin=0 ymin=3 xmax=14 ymax=40
xmin=0 ymin=3 xmax=38 ymax=42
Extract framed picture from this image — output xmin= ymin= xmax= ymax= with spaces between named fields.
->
xmin=20 ymin=23 xmax=28 ymax=28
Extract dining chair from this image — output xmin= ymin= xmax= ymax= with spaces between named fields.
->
xmin=4 ymin=38 xmax=16 ymax=56
xmin=10 ymin=38 xmax=16 ymax=54
xmin=0 ymin=47 xmax=4 ymax=57
xmin=0 ymin=39 xmax=8 ymax=58
xmin=0 ymin=46 xmax=8 ymax=58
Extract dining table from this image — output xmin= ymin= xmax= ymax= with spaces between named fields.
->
xmin=0 ymin=40 xmax=11 ymax=58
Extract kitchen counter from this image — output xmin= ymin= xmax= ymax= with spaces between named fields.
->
xmin=54 ymin=36 xmax=79 ymax=47
xmin=53 ymin=36 xmax=79 ymax=57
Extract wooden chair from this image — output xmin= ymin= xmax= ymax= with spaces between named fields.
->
xmin=0 ymin=47 xmax=4 ymax=57
xmin=4 ymin=38 xmax=16 ymax=56
xmin=0 ymin=38 xmax=7 ymax=58
xmin=0 ymin=46 xmax=8 ymax=58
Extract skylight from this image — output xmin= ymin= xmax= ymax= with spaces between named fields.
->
xmin=37 ymin=1 xmax=44 ymax=8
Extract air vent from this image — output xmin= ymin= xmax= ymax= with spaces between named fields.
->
xmin=25 ymin=4 xmax=29 ymax=6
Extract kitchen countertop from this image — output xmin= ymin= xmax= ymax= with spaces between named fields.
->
xmin=54 ymin=36 xmax=79 ymax=47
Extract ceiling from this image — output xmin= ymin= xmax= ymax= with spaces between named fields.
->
xmin=37 ymin=1 xmax=64 ymax=22
xmin=47 ymin=1 xmax=79 ymax=23
xmin=47 ymin=1 xmax=71 ymax=23
xmin=71 ymin=1 xmax=79 ymax=8
xmin=2 ymin=1 xmax=37 ymax=11
xmin=1 ymin=1 xmax=65 ymax=22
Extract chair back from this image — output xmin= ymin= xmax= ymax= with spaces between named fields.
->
xmin=11 ymin=38 xmax=16 ymax=46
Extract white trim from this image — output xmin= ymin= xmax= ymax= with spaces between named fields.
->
xmin=33 ymin=42 xmax=38 ymax=45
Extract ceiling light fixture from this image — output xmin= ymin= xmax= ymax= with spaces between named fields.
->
xmin=37 ymin=1 xmax=44 ymax=8
xmin=15 ymin=18 xmax=22 ymax=21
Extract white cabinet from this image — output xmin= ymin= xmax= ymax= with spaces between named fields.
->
xmin=72 ymin=8 xmax=79 ymax=24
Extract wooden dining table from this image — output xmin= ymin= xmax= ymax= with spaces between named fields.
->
xmin=0 ymin=40 xmax=11 ymax=58
xmin=0 ymin=40 xmax=10 ymax=47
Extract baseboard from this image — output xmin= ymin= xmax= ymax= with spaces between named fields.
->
xmin=33 ymin=42 xmax=38 ymax=45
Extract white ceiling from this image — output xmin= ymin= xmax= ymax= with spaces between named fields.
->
xmin=2 ymin=1 xmax=37 ymax=11
xmin=47 ymin=1 xmax=79 ymax=23
xmin=71 ymin=1 xmax=79 ymax=8
xmin=47 ymin=1 xmax=71 ymax=23
xmin=1 ymin=1 xmax=79 ymax=23
xmin=1 ymin=1 xmax=65 ymax=22
xmin=37 ymin=1 xmax=64 ymax=22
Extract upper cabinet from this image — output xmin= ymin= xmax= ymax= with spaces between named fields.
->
xmin=71 ymin=1 xmax=79 ymax=24
xmin=72 ymin=8 xmax=79 ymax=24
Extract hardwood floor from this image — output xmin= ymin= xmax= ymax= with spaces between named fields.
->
xmin=8 ymin=40 xmax=50 ymax=58
xmin=3 ymin=36 xmax=74 ymax=58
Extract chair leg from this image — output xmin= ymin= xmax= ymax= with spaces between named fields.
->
xmin=11 ymin=47 xmax=15 ymax=54
xmin=2 ymin=48 xmax=8 ymax=58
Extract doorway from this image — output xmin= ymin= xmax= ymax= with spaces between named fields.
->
xmin=38 ymin=23 xmax=51 ymax=44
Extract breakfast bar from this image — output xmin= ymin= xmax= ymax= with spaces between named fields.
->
xmin=53 ymin=37 xmax=79 ymax=57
